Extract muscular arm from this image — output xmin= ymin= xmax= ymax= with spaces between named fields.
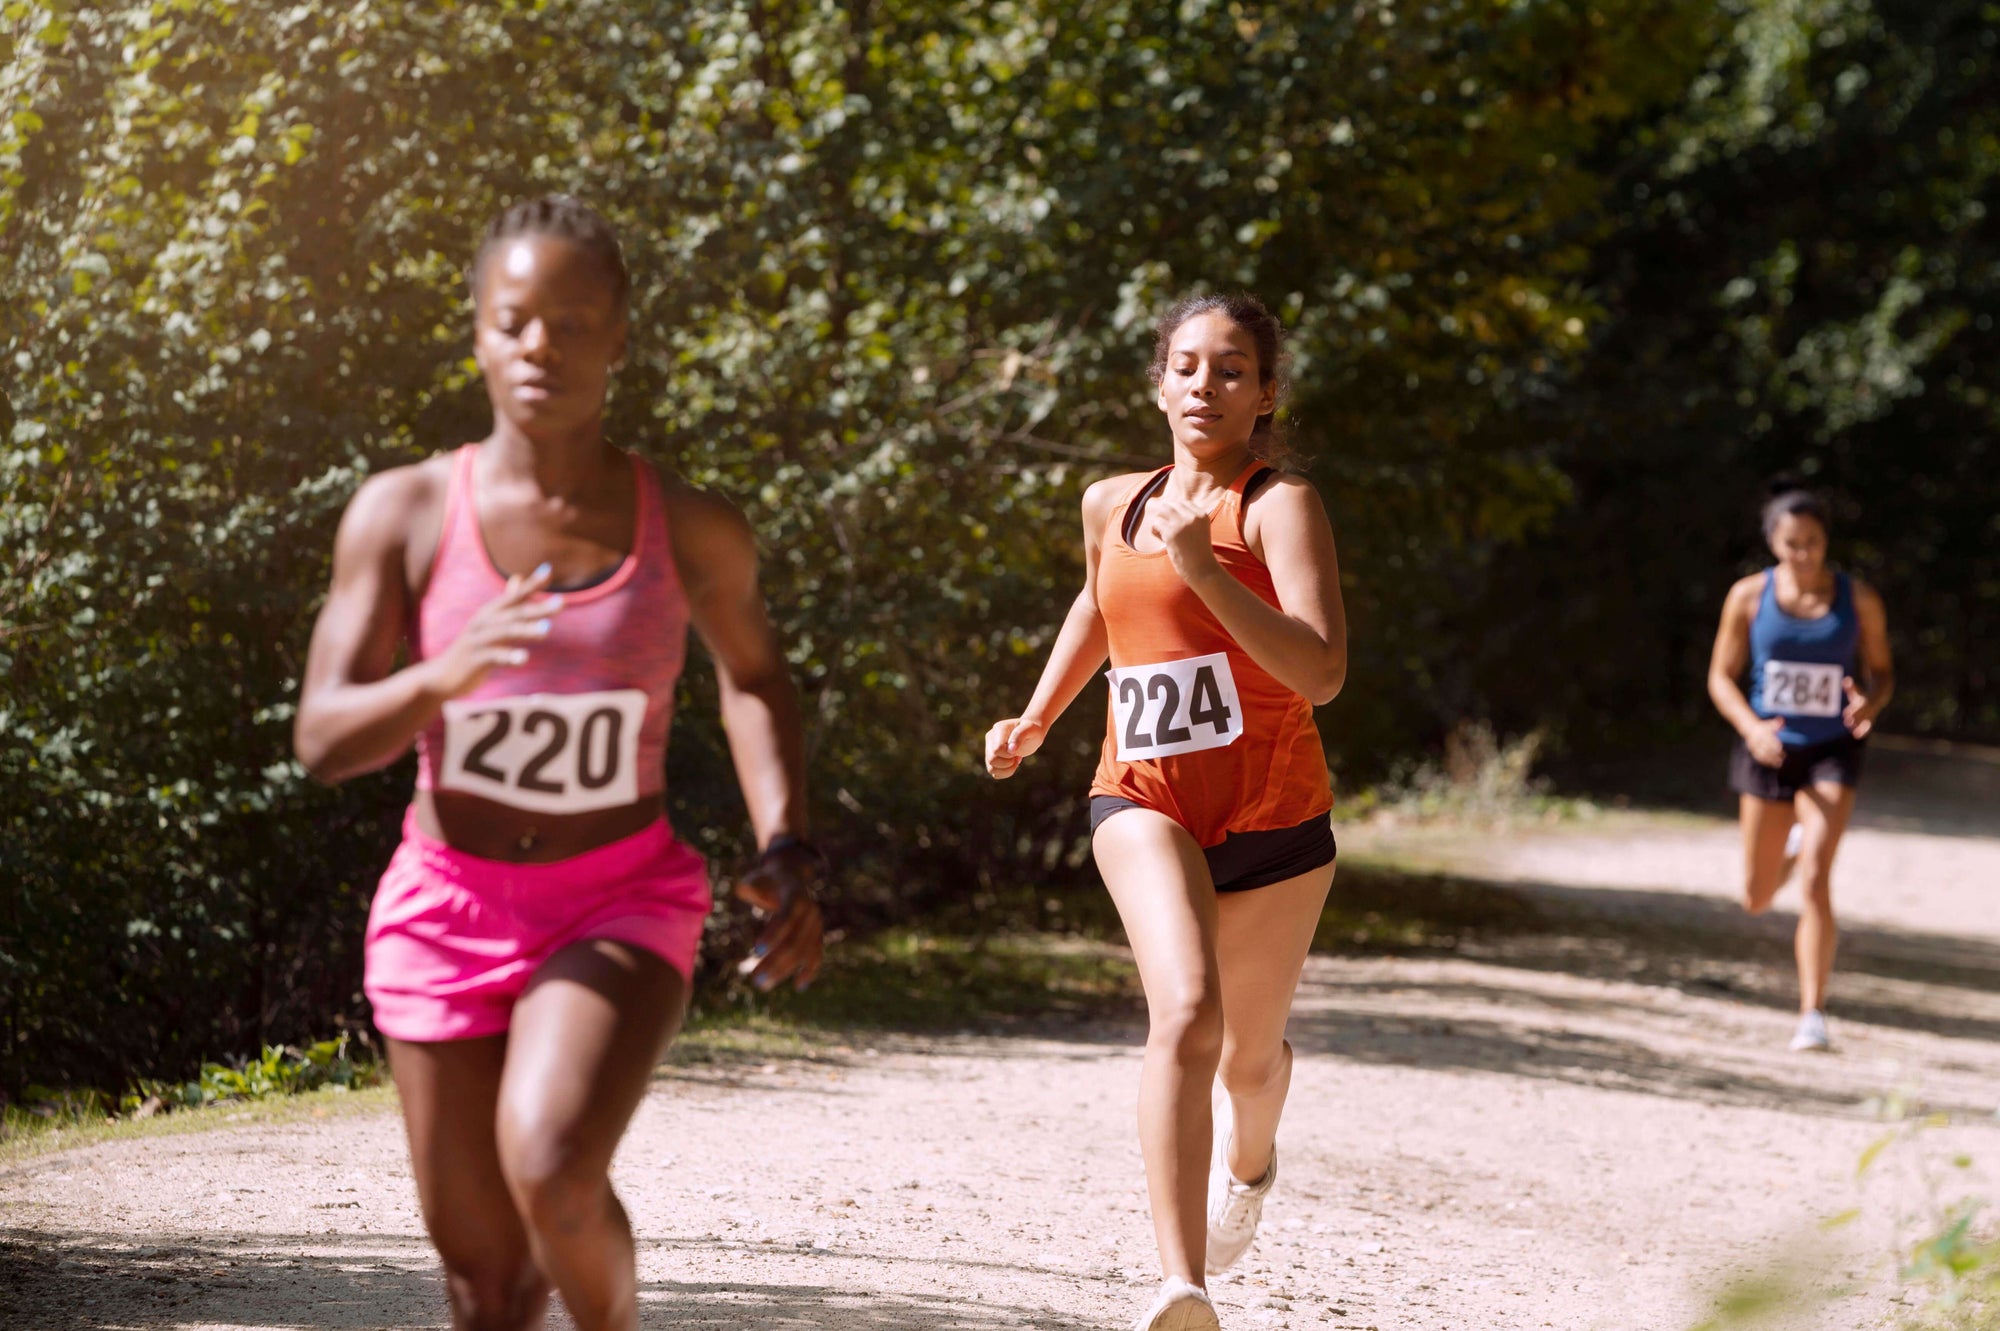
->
xmin=666 ymin=484 xmax=807 ymax=848
xmin=1847 ymin=580 xmax=1895 ymax=734
xmin=294 ymin=469 xmax=444 ymax=784
xmin=986 ymin=477 xmax=1128 ymax=776
xmin=295 ymin=460 xmax=555 ymax=785
xmin=1018 ymin=477 xmax=1126 ymax=728
xmin=1192 ymin=476 xmax=1346 ymax=705
xmin=1706 ymin=577 xmax=1766 ymax=738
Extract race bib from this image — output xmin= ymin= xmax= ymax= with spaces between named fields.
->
xmin=1106 ymin=652 xmax=1244 ymax=762
xmin=438 ymin=689 xmax=647 ymax=814
xmin=1761 ymin=660 xmax=1843 ymax=718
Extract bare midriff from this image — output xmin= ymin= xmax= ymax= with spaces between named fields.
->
xmin=415 ymin=788 xmax=667 ymax=862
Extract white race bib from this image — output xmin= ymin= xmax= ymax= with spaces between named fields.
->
xmin=1761 ymin=660 xmax=1843 ymax=718
xmin=438 ymin=689 xmax=647 ymax=814
xmin=1106 ymin=652 xmax=1244 ymax=762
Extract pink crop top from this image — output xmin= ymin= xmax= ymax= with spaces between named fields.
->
xmin=413 ymin=444 xmax=688 ymax=815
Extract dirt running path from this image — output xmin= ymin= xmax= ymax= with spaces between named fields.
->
xmin=5 ymin=745 xmax=1998 ymax=1330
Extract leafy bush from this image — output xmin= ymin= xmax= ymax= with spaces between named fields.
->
xmin=4 ymin=0 xmax=1994 ymax=1098
xmin=0 ymin=0 xmax=1694 ymax=1095
xmin=1 ymin=1034 xmax=380 ymax=1143
xmin=124 ymin=1035 xmax=383 ymax=1114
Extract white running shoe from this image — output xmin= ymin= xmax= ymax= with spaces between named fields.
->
xmin=1789 ymin=1009 xmax=1831 ymax=1052
xmin=1206 ymin=1098 xmax=1278 ymax=1275
xmin=1133 ymin=1276 xmax=1220 ymax=1331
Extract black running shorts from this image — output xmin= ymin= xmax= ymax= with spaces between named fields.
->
xmin=1728 ymin=734 xmax=1865 ymax=802
xmin=1089 ymin=797 xmax=1337 ymax=893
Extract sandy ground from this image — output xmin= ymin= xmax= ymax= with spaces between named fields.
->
xmin=4 ymin=743 xmax=1998 ymax=1331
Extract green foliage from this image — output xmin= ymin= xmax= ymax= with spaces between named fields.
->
xmin=1341 ymin=720 xmax=1601 ymax=825
xmin=125 ymin=1035 xmax=382 ymax=1113
xmin=1863 ymin=1091 xmax=2000 ymax=1324
xmin=1463 ymin=0 xmax=2000 ymax=750
xmin=1691 ymin=1091 xmax=1999 ymax=1329
xmin=0 ymin=0 xmax=1698 ymax=1094
xmin=2 ymin=0 xmax=1991 ymax=1097
xmin=2 ymin=1034 xmax=380 ymax=1147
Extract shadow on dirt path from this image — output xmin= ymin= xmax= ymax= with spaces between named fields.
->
xmin=1329 ymin=865 xmax=2000 ymax=1038
xmin=0 ymin=1230 xmax=1080 ymax=1330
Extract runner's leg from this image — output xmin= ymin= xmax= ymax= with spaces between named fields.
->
xmin=1094 ymin=807 xmax=1222 ymax=1284
xmin=1738 ymin=794 xmax=1795 ymax=914
xmin=1790 ymin=782 xmax=1855 ymax=1013
xmin=386 ymin=1035 xmax=550 ymax=1331
xmin=1214 ymin=861 xmax=1337 ymax=1183
xmin=497 ymin=939 xmax=686 ymax=1331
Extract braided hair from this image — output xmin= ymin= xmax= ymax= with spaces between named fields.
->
xmin=471 ymin=194 xmax=629 ymax=310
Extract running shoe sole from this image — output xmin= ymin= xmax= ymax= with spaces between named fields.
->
xmin=1138 ymin=1297 xmax=1223 ymax=1331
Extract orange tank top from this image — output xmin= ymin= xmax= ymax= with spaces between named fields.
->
xmin=1089 ymin=462 xmax=1333 ymax=847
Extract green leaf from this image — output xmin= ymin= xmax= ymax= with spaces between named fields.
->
xmin=1856 ymin=1131 xmax=1896 ymax=1177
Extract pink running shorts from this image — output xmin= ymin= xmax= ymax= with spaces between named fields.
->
xmin=364 ymin=809 xmax=712 ymax=1043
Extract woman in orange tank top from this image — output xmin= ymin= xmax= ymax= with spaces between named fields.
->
xmin=985 ymin=294 xmax=1346 ymax=1331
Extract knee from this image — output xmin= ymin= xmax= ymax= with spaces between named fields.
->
xmin=499 ymin=1114 xmax=609 ymax=1238
xmin=1147 ymin=986 xmax=1224 ymax=1070
xmin=441 ymin=1261 xmax=543 ymax=1331
xmin=1799 ymin=878 xmax=1835 ymax=916
xmin=1740 ymin=876 xmax=1777 ymax=915
xmin=1796 ymin=840 xmax=1835 ymax=884
xmin=1741 ymin=858 xmax=1787 ymax=913
xmin=1219 ymin=1038 xmax=1288 ymax=1098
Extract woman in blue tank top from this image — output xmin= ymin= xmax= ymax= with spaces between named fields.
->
xmin=1706 ymin=484 xmax=1894 ymax=1053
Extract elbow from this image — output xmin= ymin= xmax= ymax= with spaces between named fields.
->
xmin=292 ymin=720 xmax=343 ymax=787
xmin=1307 ymin=658 xmax=1347 ymax=708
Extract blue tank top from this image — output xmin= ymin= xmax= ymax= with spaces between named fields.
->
xmin=1748 ymin=569 xmax=1859 ymax=747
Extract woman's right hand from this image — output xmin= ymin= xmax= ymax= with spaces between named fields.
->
xmin=426 ymin=564 xmax=565 ymax=699
xmin=1742 ymin=717 xmax=1787 ymax=768
xmin=984 ymin=716 xmax=1047 ymax=779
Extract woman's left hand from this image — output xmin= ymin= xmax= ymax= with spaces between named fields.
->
xmin=733 ymin=843 xmax=826 ymax=992
xmin=1146 ymin=493 xmax=1221 ymax=586
xmin=1842 ymin=677 xmax=1878 ymax=740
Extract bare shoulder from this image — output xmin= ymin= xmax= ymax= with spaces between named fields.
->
xmin=658 ymin=467 xmax=758 ymax=595
xmin=1724 ymin=572 xmax=1766 ymax=612
xmin=1246 ymin=470 xmax=1327 ymax=519
xmin=336 ymin=454 xmax=449 ymax=557
xmin=1847 ymin=574 xmax=1887 ymax=616
xmin=1082 ymin=470 xmax=1154 ymax=533
xmin=660 ymin=468 xmax=753 ymax=540
xmin=1242 ymin=470 xmax=1332 ymax=550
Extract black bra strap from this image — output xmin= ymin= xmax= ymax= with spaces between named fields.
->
xmin=1120 ymin=470 xmax=1174 ymax=547
xmin=1242 ymin=466 xmax=1277 ymax=503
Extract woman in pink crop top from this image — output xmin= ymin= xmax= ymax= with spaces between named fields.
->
xmin=294 ymin=195 xmax=824 ymax=1331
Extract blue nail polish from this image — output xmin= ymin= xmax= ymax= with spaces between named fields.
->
xmin=535 ymin=618 xmax=552 ymax=635
xmin=534 ymin=562 xmax=552 ymax=578
xmin=752 ymin=943 xmax=770 ymax=959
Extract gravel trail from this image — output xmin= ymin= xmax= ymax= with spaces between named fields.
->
xmin=5 ymin=742 xmax=1996 ymax=1330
